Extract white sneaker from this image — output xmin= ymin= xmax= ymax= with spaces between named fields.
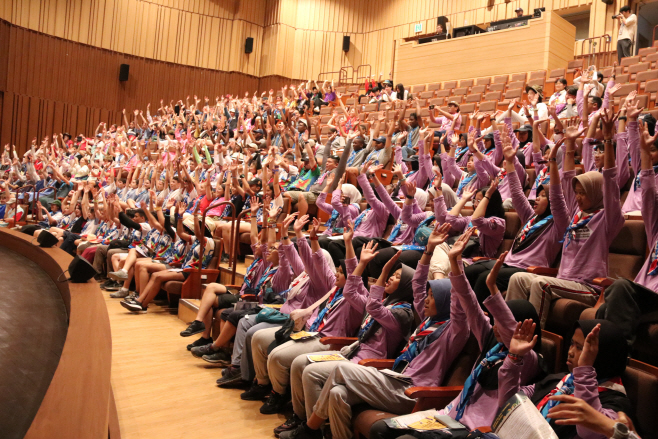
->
xmin=108 ymin=269 xmax=128 ymax=281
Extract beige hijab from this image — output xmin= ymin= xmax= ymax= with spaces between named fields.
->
xmin=572 ymin=171 xmax=604 ymax=211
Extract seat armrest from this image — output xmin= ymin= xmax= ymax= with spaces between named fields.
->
xmin=358 ymin=359 xmax=395 ymax=369
xmin=169 ymin=262 xmax=182 ymax=268
xmin=241 ymin=294 xmax=258 ymax=302
xmin=404 ymin=386 xmax=463 ymax=399
xmin=320 ymin=337 xmax=358 ymax=346
xmin=593 ymin=277 xmax=613 ymax=288
xmin=472 ymin=257 xmax=496 ymax=262
xmin=183 ymin=268 xmax=221 ymax=275
xmin=526 ymin=266 xmax=558 ymax=276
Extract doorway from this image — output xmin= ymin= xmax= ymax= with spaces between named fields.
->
xmin=635 ymin=0 xmax=658 ymax=51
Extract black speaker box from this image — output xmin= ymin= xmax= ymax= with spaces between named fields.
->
xmin=245 ymin=37 xmax=254 ymax=54
xmin=37 ymin=230 xmax=59 ymax=248
xmin=119 ymin=64 xmax=129 ymax=81
xmin=67 ymin=256 xmax=98 ymax=283
xmin=342 ymin=35 xmax=350 ymax=52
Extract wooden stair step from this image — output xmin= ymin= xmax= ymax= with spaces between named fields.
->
xmin=178 ymin=299 xmax=200 ymax=324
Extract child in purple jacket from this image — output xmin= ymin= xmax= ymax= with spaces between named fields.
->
xmin=506 ymin=111 xmax=624 ymax=328
xmin=499 ymin=319 xmax=631 ymax=439
xmin=279 ymin=223 xmax=469 ymax=439
xmin=275 ymin=222 xmax=416 ymax=437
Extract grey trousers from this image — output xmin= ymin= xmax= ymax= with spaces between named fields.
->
xmin=506 ymin=272 xmax=598 ymax=328
xmin=617 ymin=38 xmax=633 ymax=64
xmin=252 ymin=327 xmax=330 ymax=393
xmin=230 ymin=315 xmax=282 ymax=382
xmin=291 ymin=350 xmax=345 ymax=419
xmin=92 ymin=244 xmax=109 ymax=274
xmin=314 ymin=362 xmax=415 ymax=439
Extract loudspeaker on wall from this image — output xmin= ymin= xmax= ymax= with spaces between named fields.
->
xmin=245 ymin=37 xmax=254 ymax=54
xmin=343 ymin=36 xmax=350 ymax=52
xmin=119 ymin=64 xmax=129 ymax=81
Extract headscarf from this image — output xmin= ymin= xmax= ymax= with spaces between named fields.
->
xmin=575 ymin=319 xmax=628 ymax=379
xmin=341 ymin=184 xmax=361 ymax=205
xmin=572 ymin=171 xmax=604 ymax=211
xmin=413 ymin=188 xmax=428 ymax=213
xmin=427 ymin=278 xmax=452 ymax=322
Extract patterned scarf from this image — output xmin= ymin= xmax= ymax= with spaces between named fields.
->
xmin=392 ymin=317 xmax=448 ymax=373
xmin=515 ymin=214 xmax=553 ymax=246
xmin=454 ymin=342 xmax=508 ymax=421
xmin=387 ymin=219 xmax=406 ymax=243
xmin=496 ymin=168 xmax=507 ymax=184
xmin=242 ymin=257 xmax=264 ymax=290
xmin=308 ymin=287 xmax=344 ymax=332
xmin=456 ymin=172 xmax=476 ymax=198
xmin=536 ymin=373 xmax=575 ymax=418
xmin=561 ymin=209 xmax=601 ymax=248
xmin=634 ymin=164 xmax=658 ymax=190
xmin=255 ymin=266 xmax=279 ymax=299
xmin=358 ymin=302 xmax=411 ymax=340
xmin=280 ymin=273 xmax=310 ymax=301
xmin=532 ymin=167 xmax=550 ymax=193
xmin=647 ymin=240 xmax=658 ymax=276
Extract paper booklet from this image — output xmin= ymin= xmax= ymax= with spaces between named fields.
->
xmin=492 ymin=393 xmax=558 ymax=439
xmin=234 ymin=301 xmax=260 ymax=311
xmin=379 ymin=368 xmax=414 ymax=385
xmin=261 ymin=304 xmax=283 ymax=309
xmin=385 ymin=409 xmax=467 ymax=431
xmin=289 ymin=331 xmax=319 ymax=341
xmin=307 ymin=353 xmax=347 ymax=363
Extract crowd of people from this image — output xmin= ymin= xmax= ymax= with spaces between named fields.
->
xmin=1 ymin=65 xmax=656 ymax=439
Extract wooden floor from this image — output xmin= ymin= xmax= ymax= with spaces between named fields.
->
xmin=105 ymin=284 xmax=284 ymax=439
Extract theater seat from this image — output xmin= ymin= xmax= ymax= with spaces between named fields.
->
xmin=621 ymin=359 xmax=658 ymax=437
xmin=163 ymin=238 xmax=222 ymax=303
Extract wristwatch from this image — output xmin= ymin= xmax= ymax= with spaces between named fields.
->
xmin=611 ymin=422 xmax=630 ymax=439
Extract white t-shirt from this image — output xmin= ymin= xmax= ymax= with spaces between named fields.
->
xmin=619 ymin=14 xmax=637 ymax=41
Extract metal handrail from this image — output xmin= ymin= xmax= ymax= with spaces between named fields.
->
xmin=653 ymin=24 xmax=658 ymax=45
xmin=575 ymin=34 xmax=613 ymax=69
xmin=318 ymin=70 xmax=342 ymax=83
xmin=355 ymin=64 xmax=372 ymax=84
xmin=199 ymin=199 xmax=235 ymax=283
xmin=231 ymin=209 xmax=250 ymax=286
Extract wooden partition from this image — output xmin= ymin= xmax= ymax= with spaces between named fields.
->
xmin=394 ymin=11 xmax=576 ymax=86
xmin=0 ymin=229 xmax=117 ymax=439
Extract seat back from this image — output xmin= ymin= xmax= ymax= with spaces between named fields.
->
xmin=639 ymin=46 xmax=658 ymax=57
xmin=503 ymin=88 xmax=523 ymax=101
xmin=435 ymin=89 xmax=451 ymax=98
xmin=478 ymin=100 xmax=498 ymax=113
xmin=567 ymin=59 xmax=584 ymax=72
xmin=443 ymin=80 xmax=458 ymax=90
xmin=622 ymin=359 xmax=658 ymax=438
xmin=629 ymin=62 xmax=650 ymax=75
xmin=529 ymin=70 xmax=547 ymax=80
xmin=465 ymin=93 xmax=482 ymax=103
xmin=460 ymin=79 xmax=474 ymax=89
xmin=452 ymin=87 xmax=469 ymax=97
xmin=429 ymin=97 xmax=445 ymax=107
xmin=363 ymin=103 xmax=378 ymax=113
xmin=645 ymin=79 xmax=658 ymax=93
xmin=485 ymin=91 xmax=502 ymax=101
xmin=540 ymin=330 xmax=563 ymax=374
xmin=646 ymin=52 xmax=658 ymax=65
xmin=493 ymin=75 xmax=508 ymax=84
xmin=621 ymin=55 xmax=641 ymax=68
xmin=411 ymin=84 xmax=426 ymax=94
xmin=549 ymin=68 xmax=565 ymax=79
xmin=427 ymin=82 xmax=442 ymax=91
xmin=507 ymin=80 xmax=525 ymax=90
xmin=636 ymin=69 xmax=658 ymax=85
xmin=459 ymin=103 xmax=476 ymax=115
xmin=443 ymin=334 xmax=479 ymax=386
xmin=608 ymin=220 xmax=647 ymax=281
xmin=476 ymin=77 xmax=492 ymax=86
xmin=419 ymin=90 xmax=435 ymax=99
xmin=488 ymin=82 xmax=506 ymax=92
xmin=611 ymin=83 xmax=639 ymax=99
xmin=470 ymin=85 xmax=487 ymax=94
xmin=510 ymin=72 xmax=527 ymax=82
xmin=526 ymin=77 xmax=545 ymax=88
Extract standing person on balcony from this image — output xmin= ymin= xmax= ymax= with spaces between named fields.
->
xmin=616 ymin=5 xmax=637 ymax=63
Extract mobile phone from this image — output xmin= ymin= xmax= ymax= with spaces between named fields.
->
xmin=429 ymin=105 xmax=435 ymax=110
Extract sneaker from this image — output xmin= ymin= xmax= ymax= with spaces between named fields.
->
xmin=191 ymin=343 xmax=220 ymax=358
xmin=202 ymin=349 xmax=232 ymax=365
xmin=216 ymin=366 xmax=245 ymax=387
xmin=260 ymin=391 xmax=289 ymax=415
xmin=120 ymin=300 xmax=147 ymax=313
xmin=240 ymin=382 xmax=272 ymax=401
xmin=109 ymin=288 xmax=130 ymax=299
xmin=180 ymin=320 xmax=206 ymax=337
xmin=122 ymin=295 xmax=138 ymax=305
xmin=187 ymin=336 xmax=213 ymax=351
xmin=279 ymin=424 xmax=322 ymax=439
xmin=220 ymin=254 xmax=229 ymax=263
xmin=102 ymin=281 xmax=122 ymax=291
xmin=274 ymin=414 xmax=303 ymax=437
xmin=108 ymin=269 xmax=128 ymax=281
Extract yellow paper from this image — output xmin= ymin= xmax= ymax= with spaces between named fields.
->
xmin=261 ymin=304 xmax=283 ymax=309
xmin=290 ymin=331 xmax=317 ymax=340
xmin=407 ymin=417 xmax=447 ymax=431
xmin=308 ymin=354 xmax=346 ymax=362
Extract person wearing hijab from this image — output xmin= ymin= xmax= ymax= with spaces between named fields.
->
xmin=359 ymin=177 xmax=434 ymax=278
xmin=464 ymin=139 xmax=566 ymax=307
xmin=242 ymin=214 xmax=340 ymax=400
xmin=217 ymin=213 xmax=331 ymax=387
xmin=255 ymin=219 xmax=367 ymax=416
xmin=596 ymin=123 xmax=658 ymax=344
xmin=441 ymin=131 xmax=488 ymax=199
xmin=499 ymin=320 xmax=632 ymax=439
xmin=507 ymin=113 xmax=624 ymax=328
xmin=369 ymin=234 xmax=543 ymax=439
xmin=316 ymin=180 xmax=361 ymax=237
xmin=275 ymin=226 xmax=415 ymax=437
xmin=621 ymin=107 xmax=657 ymax=215
xmin=279 ymin=223 xmax=469 ymax=439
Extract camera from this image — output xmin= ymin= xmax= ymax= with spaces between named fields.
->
xmin=612 ymin=14 xmax=620 ymax=19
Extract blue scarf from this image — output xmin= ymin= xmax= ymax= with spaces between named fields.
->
xmin=392 ymin=316 xmax=448 ymax=373
xmin=454 ymin=342 xmax=508 ymax=421
xmin=560 ymin=209 xmax=601 ymax=248
xmin=309 ymin=287 xmax=344 ymax=332
xmin=634 ymin=164 xmax=658 ymax=190
xmin=353 ymin=208 xmax=370 ymax=230
xmin=242 ymin=257 xmax=263 ymax=290
xmin=456 ymin=172 xmax=476 ymax=198
xmin=516 ymin=215 xmax=553 ymax=245
xmin=387 ymin=219 xmax=405 ymax=243
xmin=358 ymin=302 xmax=411 ymax=339
xmin=537 ymin=373 xmax=575 ymax=419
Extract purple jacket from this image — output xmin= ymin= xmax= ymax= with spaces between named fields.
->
xmin=351 ymin=174 xmax=389 ymax=238
xmin=582 ymin=133 xmax=629 ymax=188
xmin=636 ymin=170 xmax=658 ymax=293
xmin=316 ymin=190 xmax=360 ymax=237
xmin=446 ymin=213 xmax=505 ymax=261
xmin=476 ymin=153 xmax=526 ymax=200
xmin=315 ymin=256 xmax=362 ymax=338
xmin=623 ymin=121 xmax=657 ymax=213
xmin=405 ymin=263 xmax=469 ymax=387
xmin=504 ymin=169 xmax=565 ymax=269
xmin=240 ymin=243 xmax=291 ymax=297
xmin=555 ymin=168 xmax=624 ymax=292
xmin=438 ymin=269 xmax=539 ymax=429
xmin=498 ymin=363 xmax=618 ymax=439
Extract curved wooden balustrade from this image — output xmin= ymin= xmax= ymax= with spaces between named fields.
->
xmin=0 ymin=228 xmax=118 ymax=439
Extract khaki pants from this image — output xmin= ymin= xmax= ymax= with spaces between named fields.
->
xmin=428 ymin=242 xmax=453 ymax=279
xmin=291 ymin=351 xmax=344 ymax=419
xmin=314 ymin=362 xmax=415 ymax=439
xmin=506 ymin=272 xmax=598 ymax=328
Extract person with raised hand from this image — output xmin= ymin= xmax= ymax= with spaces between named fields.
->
xmin=506 ymin=109 xmax=625 ymax=328
xmin=275 ymin=220 xmax=416 ymax=437
xmin=498 ymin=320 xmax=633 ymax=439
xmin=463 ymin=136 xmax=566 ymax=307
